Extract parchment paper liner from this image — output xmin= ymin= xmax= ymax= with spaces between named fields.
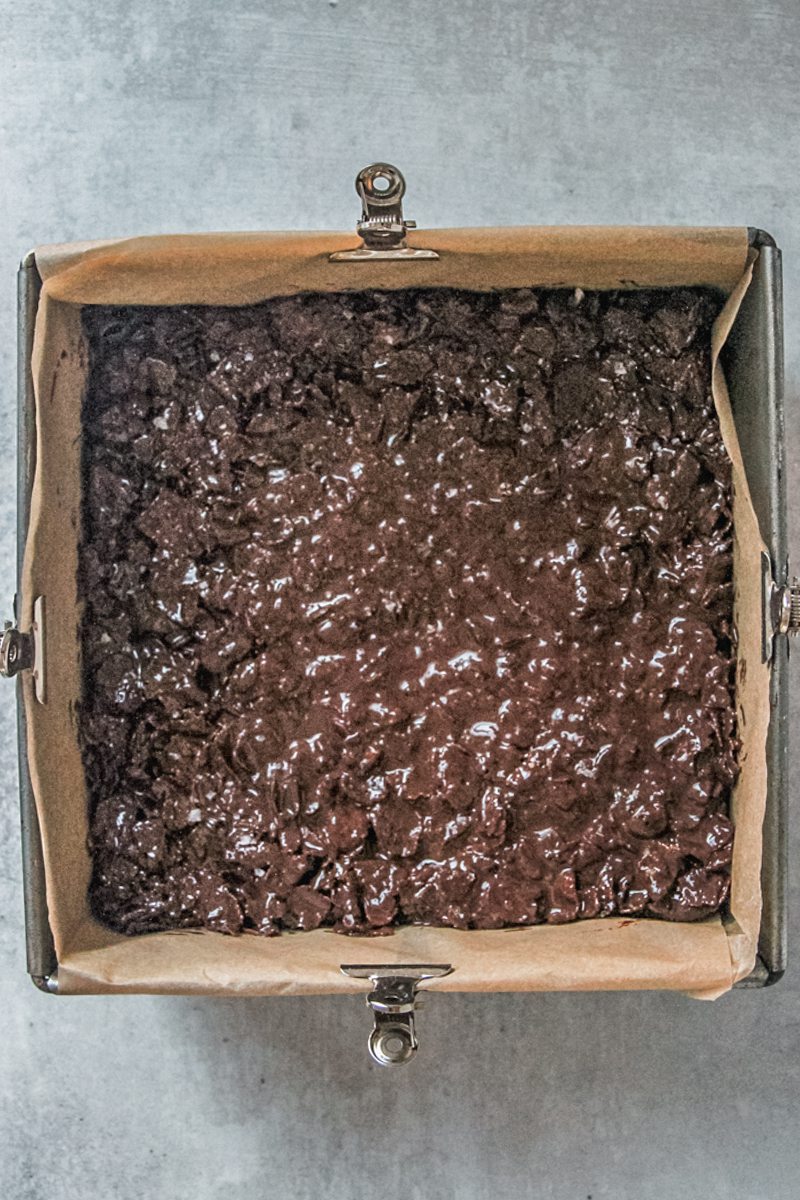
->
xmin=21 ymin=226 xmax=767 ymax=998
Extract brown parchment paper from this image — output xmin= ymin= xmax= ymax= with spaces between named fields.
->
xmin=21 ymin=225 xmax=769 ymax=998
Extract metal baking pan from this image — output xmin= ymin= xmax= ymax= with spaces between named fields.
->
xmin=7 ymin=177 xmax=790 ymax=1062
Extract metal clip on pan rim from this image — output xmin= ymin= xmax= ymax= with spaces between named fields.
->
xmin=330 ymin=163 xmax=439 ymax=262
xmin=341 ymin=964 xmax=453 ymax=1065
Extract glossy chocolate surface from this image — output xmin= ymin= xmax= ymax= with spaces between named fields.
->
xmin=80 ymin=286 xmax=735 ymax=936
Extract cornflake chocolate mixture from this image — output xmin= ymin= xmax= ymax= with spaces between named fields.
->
xmin=80 ymin=286 xmax=737 ymax=937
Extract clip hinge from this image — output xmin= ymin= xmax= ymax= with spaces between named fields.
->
xmin=774 ymin=577 xmax=800 ymax=636
xmin=330 ymin=163 xmax=439 ymax=262
xmin=762 ymin=552 xmax=800 ymax=662
xmin=341 ymin=963 xmax=452 ymax=1065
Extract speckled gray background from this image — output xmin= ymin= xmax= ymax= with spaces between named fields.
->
xmin=1 ymin=2 xmax=798 ymax=1197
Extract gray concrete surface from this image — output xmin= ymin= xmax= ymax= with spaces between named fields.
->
xmin=1 ymin=2 xmax=798 ymax=1197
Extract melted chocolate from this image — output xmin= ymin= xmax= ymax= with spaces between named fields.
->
xmin=79 ymin=286 xmax=736 ymax=936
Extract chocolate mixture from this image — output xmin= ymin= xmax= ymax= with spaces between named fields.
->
xmin=80 ymin=286 xmax=736 ymax=936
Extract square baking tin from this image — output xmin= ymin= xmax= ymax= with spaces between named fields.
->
xmin=13 ymin=228 xmax=787 ymax=994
